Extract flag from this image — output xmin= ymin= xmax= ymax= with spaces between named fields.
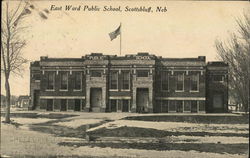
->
xmin=109 ymin=24 xmax=121 ymax=41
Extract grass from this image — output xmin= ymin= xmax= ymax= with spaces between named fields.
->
xmin=58 ymin=142 xmax=248 ymax=155
xmin=123 ymin=114 xmax=249 ymax=124
xmin=30 ymin=119 xmax=112 ymax=138
xmin=87 ymin=126 xmax=249 ymax=138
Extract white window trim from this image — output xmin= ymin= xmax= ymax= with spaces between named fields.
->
xmin=175 ymin=73 xmax=184 ymax=92
xmin=190 ymin=73 xmax=199 ymax=92
xmin=73 ymin=72 xmax=82 ymax=91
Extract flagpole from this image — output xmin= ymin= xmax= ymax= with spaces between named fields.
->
xmin=120 ymin=23 xmax=122 ymax=55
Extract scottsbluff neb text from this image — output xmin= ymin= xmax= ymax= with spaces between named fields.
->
xmin=50 ymin=5 xmax=167 ymax=13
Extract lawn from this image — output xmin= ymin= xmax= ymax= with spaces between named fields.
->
xmin=1 ymin=112 xmax=249 ymax=158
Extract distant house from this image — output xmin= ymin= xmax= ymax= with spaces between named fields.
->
xmin=17 ymin=95 xmax=30 ymax=108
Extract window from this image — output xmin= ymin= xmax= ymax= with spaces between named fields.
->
xmin=46 ymin=99 xmax=53 ymax=111
xmin=162 ymin=100 xmax=168 ymax=112
xmin=191 ymin=101 xmax=198 ymax=113
xmin=169 ymin=100 xmax=176 ymax=112
xmin=74 ymin=99 xmax=81 ymax=111
xmin=213 ymin=75 xmax=224 ymax=82
xmin=90 ymin=70 xmax=102 ymax=77
xmin=122 ymin=100 xmax=130 ymax=112
xmin=122 ymin=71 xmax=130 ymax=90
xmin=184 ymin=101 xmax=191 ymax=112
xmin=199 ymin=101 xmax=205 ymax=111
xmin=74 ymin=72 xmax=82 ymax=90
xmin=137 ymin=70 xmax=149 ymax=77
xmin=60 ymin=72 xmax=68 ymax=90
xmin=60 ymin=99 xmax=67 ymax=111
xmin=190 ymin=74 xmax=199 ymax=91
xmin=176 ymin=73 xmax=184 ymax=91
xmin=176 ymin=100 xmax=183 ymax=112
xmin=110 ymin=100 xmax=117 ymax=112
xmin=33 ymin=74 xmax=40 ymax=80
xmin=161 ymin=71 xmax=169 ymax=91
xmin=110 ymin=71 xmax=118 ymax=90
xmin=47 ymin=72 xmax=55 ymax=90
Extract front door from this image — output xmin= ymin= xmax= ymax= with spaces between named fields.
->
xmin=136 ymin=88 xmax=149 ymax=113
xmin=90 ymin=88 xmax=102 ymax=112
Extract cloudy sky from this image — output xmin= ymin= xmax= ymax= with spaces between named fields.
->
xmin=1 ymin=1 xmax=250 ymax=96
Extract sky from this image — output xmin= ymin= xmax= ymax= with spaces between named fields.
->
xmin=1 ymin=1 xmax=250 ymax=96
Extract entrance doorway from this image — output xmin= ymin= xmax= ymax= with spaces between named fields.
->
xmin=136 ymin=88 xmax=149 ymax=113
xmin=90 ymin=88 xmax=102 ymax=112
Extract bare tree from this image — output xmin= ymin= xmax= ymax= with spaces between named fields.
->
xmin=215 ymin=13 xmax=250 ymax=113
xmin=1 ymin=1 xmax=49 ymax=123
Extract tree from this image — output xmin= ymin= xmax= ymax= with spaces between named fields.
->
xmin=1 ymin=1 xmax=49 ymax=123
xmin=215 ymin=13 xmax=250 ymax=113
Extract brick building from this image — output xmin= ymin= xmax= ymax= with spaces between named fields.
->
xmin=30 ymin=53 xmax=228 ymax=113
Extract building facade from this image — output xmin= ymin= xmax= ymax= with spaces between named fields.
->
xmin=30 ymin=53 xmax=228 ymax=113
